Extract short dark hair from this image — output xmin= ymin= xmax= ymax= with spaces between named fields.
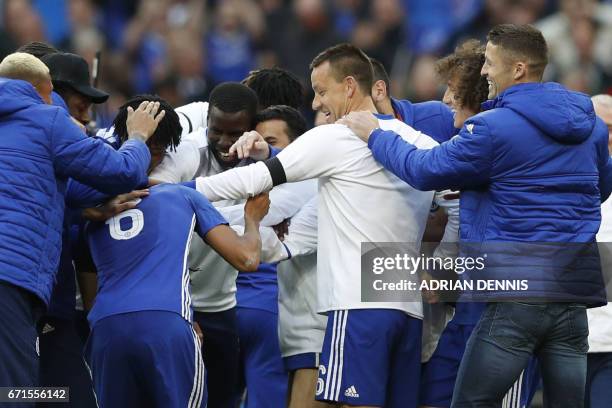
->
xmin=436 ymin=40 xmax=489 ymax=113
xmin=17 ymin=41 xmax=58 ymax=59
xmin=208 ymin=82 xmax=259 ymax=127
xmin=487 ymin=24 xmax=548 ymax=77
xmin=113 ymin=94 xmax=182 ymax=151
xmin=254 ymin=105 xmax=308 ymax=142
xmin=242 ymin=68 xmax=304 ymax=110
xmin=310 ymin=43 xmax=373 ymax=93
xmin=370 ymin=58 xmax=390 ymax=91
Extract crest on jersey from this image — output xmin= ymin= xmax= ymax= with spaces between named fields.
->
xmin=466 ymin=123 xmax=474 ymax=134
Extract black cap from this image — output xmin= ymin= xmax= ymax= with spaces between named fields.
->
xmin=41 ymin=52 xmax=109 ymax=104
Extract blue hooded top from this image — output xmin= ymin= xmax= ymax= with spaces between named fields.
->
xmin=368 ymin=82 xmax=612 ymax=305
xmin=0 ymin=78 xmax=151 ymax=305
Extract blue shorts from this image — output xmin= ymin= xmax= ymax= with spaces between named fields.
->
xmin=283 ymin=353 xmax=320 ymax=372
xmin=237 ymin=307 xmax=288 ymax=408
xmin=0 ymin=281 xmax=43 ymax=396
xmin=193 ymin=308 xmax=240 ymax=408
xmin=85 ymin=311 xmax=205 ymax=408
xmin=420 ymin=320 xmax=540 ymax=407
xmin=315 ymin=309 xmax=422 ymax=407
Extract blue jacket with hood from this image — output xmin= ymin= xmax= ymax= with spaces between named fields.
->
xmin=0 ymin=78 xmax=150 ymax=305
xmin=368 ymin=82 xmax=612 ymax=304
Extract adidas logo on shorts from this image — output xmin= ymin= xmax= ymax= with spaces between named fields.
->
xmin=344 ymin=385 xmax=359 ymax=398
xmin=41 ymin=323 xmax=55 ymax=334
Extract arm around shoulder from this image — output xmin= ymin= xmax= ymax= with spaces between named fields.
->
xmin=51 ymin=109 xmax=151 ymax=195
xmin=368 ymin=116 xmax=493 ymax=191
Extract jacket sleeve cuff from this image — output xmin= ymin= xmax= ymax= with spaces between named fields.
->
xmin=367 ymin=128 xmax=386 ymax=149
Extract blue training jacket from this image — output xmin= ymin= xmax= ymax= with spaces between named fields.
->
xmin=369 ymin=82 xmax=612 ymax=304
xmin=0 ymin=78 xmax=151 ymax=305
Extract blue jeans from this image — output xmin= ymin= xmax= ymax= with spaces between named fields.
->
xmin=586 ymin=352 xmax=612 ymax=408
xmin=451 ymin=302 xmax=588 ymax=408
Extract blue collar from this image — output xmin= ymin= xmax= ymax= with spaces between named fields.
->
xmin=374 ymin=113 xmax=394 ymax=120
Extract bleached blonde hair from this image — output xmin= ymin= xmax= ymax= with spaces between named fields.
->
xmin=0 ymin=52 xmax=50 ymax=86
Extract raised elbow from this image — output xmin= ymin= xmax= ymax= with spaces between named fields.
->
xmin=238 ymin=252 xmax=260 ymax=272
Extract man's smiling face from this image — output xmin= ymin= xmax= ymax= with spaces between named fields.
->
xmin=311 ymin=61 xmax=349 ymax=124
xmin=207 ymin=106 xmax=251 ymax=169
xmin=481 ymin=42 xmax=515 ymax=99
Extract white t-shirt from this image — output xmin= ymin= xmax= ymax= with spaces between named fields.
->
xmin=196 ymin=118 xmax=438 ymax=317
xmin=590 ymin=197 xmax=612 ymax=353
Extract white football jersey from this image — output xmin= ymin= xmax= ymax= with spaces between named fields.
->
xmin=196 ymin=117 xmax=438 ymax=317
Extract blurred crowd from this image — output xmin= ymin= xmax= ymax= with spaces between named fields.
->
xmin=0 ymin=0 xmax=611 ymax=127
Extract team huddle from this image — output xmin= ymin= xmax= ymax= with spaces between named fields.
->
xmin=0 ymin=22 xmax=611 ymax=408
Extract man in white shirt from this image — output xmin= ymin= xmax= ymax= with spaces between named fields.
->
xmin=195 ymin=43 xmax=437 ymax=408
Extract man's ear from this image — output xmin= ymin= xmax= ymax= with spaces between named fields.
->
xmin=513 ymin=61 xmax=527 ymax=81
xmin=35 ymin=78 xmax=54 ymax=104
xmin=371 ymin=79 xmax=386 ymax=103
xmin=345 ymin=76 xmax=358 ymax=98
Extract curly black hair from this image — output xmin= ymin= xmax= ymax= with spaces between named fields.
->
xmin=435 ymin=40 xmax=489 ymax=113
xmin=113 ymin=94 xmax=182 ymax=151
